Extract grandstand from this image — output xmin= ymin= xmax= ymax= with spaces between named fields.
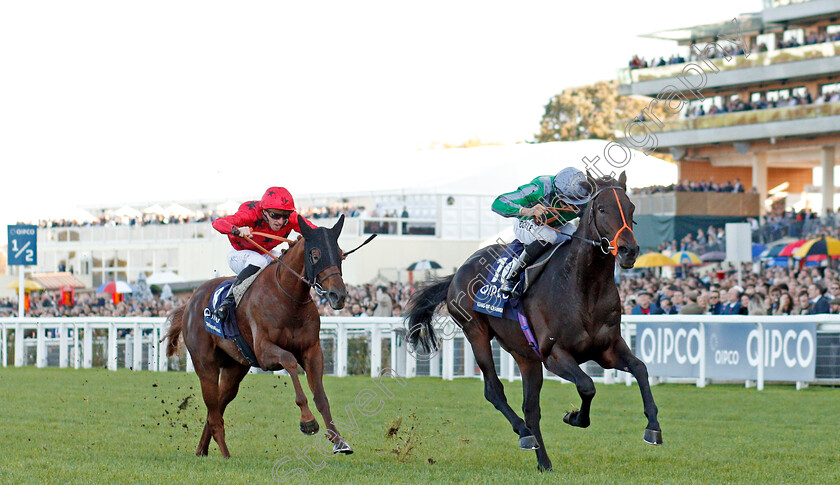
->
xmin=618 ymin=0 xmax=840 ymax=217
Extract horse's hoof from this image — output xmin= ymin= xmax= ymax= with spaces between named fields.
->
xmin=519 ymin=435 xmax=539 ymax=451
xmin=333 ymin=440 xmax=354 ymax=454
xmin=644 ymin=429 xmax=663 ymax=445
xmin=563 ymin=411 xmax=589 ymax=428
xmin=537 ymin=463 xmax=553 ymax=473
xmin=300 ymin=419 xmax=320 ymax=435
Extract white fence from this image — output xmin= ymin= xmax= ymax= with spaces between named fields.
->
xmin=2 ymin=316 xmax=839 ymax=389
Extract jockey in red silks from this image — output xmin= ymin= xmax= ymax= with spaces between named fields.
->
xmin=211 ymin=186 xmax=317 ymax=321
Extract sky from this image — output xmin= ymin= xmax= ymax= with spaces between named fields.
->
xmin=0 ymin=0 xmax=762 ymax=244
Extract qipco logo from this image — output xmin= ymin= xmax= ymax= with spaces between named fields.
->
xmin=639 ymin=327 xmax=702 ymax=365
xmin=746 ymin=328 xmax=814 ymax=369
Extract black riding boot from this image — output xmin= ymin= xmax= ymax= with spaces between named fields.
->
xmin=500 ymin=241 xmax=552 ymax=298
xmin=215 ymin=264 xmax=261 ymax=321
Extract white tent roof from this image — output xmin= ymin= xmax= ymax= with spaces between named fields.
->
xmin=112 ymin=205 xmax=142 ymax=218
xmin=404 ymin=139 xmax=676 ymax=195
xmin=161 ymin=203 xmax=195 ymax=217
xmin=143 ymin=204 xmax=165 ymax=214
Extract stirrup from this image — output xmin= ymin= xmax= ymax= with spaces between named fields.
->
xmin=500 ymin=279 xmax=520 ymax=297
xmin=215 ymin=296 xmax=235 ymax=321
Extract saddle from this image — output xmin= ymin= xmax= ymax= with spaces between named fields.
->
xmin=203 ymin=276 xmax=263 ymax=367
xmin=472 ymin=241 xmax=565 ymax=318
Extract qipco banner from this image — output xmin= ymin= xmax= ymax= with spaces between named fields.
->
xmin=636 ymin=322 xmax=817 ymax=382
xmin=636 ymin=322 xmax=702 ymax=378
xmin=706 ymin=322 xmax=816 ymax=381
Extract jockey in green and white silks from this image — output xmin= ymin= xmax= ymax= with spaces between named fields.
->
xmin=491 ymin=167 xmax=593 ymax=297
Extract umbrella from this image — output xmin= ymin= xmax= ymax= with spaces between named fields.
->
xmin=778 ymin=239 xmax=807 ymax=257
xmin=634 ymin=252 xmax=678 ymax=268
xmin=700 ymin=251 xmax=726 ymax=262
xmin=751 ymin=243 xmax=766 ymax=260
xmin=792 ymin=236 xmax=840 ymax=259
xmin=760 ymin=243 xmax=787 ymax=259
xmin=671 ymin=251 xmax=702 ymax=265
xmin=765 ymin=257 xmax=789 ymax=267
xmin=146 ymin=271 xmax=186 ymax=285
xmin=407 ymin=260 xmax=443 ymax=271
xmin=5 ymin=279 xmax=44 ymax=291
xmin=97 ymin=281 xmax=133 ymax=294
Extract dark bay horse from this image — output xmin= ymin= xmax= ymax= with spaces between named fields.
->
xmin=406 ymin=172 xmax=661 ymax=471
xmin=164 ymin=216 xmax=353 ymax=458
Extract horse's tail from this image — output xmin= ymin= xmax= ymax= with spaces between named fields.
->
xmin=405 ymin=274 xmax=454 ymax=354
xmin=162 ymin=305 xmax=186 ymax=358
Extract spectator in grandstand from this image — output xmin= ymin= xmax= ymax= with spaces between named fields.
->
xmin=679 ymin=291 xmax=704 ymax=314
xmin=707 ymin=290 xmax=724 ymax=314
xmin=210 ymin=187 xmax=318 ymax=322
xmin=373 ymin=286 xmax=393 ymax=317
xmin=631 ymin=292 xmax=659 ymax=315
xmin=773 ymin=292 xmax=794 ymax=316
xmin=807 ymin=283 xmax=831 ymax=314
xmin=658 ymin=298 xmax=676 ymax=315
xmin=721 ymin=287 xmax=743 ymax=315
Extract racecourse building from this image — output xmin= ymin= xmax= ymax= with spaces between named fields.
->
xmin=1 ymin=141 xmax=675 ymax=292
xmin=617 ymin=0 xmax=840 ymax=217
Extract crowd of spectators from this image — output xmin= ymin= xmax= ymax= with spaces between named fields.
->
xmin=0 ymin=292 xmax=187 ymax=318
xmin=628 ymin=26 xmax=840 ymax=71
xmin=31 ymin=203 xmax=370 ymax=230
xmin=681 ymin=89 xmax=840 ymax=119
xmin=622 ymin=265 xmax=840 ymax=316
xmin=634 ymin=178 xmax=750 ymax=195
xmin=0 ymin=282 xmax=420 ymax=320
xmin=628 ymin=43 xmax=752 ymax=70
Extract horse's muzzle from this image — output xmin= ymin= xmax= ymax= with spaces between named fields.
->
xmin=327 ymin=291 xmax=346 ymax=310
xmin=617 ymin=244 xmax=639 ymax=269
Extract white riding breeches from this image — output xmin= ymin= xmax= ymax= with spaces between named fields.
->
xmin=227 ymin=249 xmax=274 ymax=275
xmin=512 ymin=219 xmax=575 ymax=245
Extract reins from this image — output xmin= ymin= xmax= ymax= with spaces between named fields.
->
xmin=535 ymin=185 xmax=633 ymax=256
xmin=244 ymin=230 xmax=372 ymax=305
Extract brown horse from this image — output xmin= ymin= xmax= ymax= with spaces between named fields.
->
xmin=164 ymin=215 xmax=353 ymax=458
xmin=405 ymin=172 xmax=661 ymax=471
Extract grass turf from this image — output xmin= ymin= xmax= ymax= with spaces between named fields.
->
xmin=0 ymin=367 xmax=838 ymax=484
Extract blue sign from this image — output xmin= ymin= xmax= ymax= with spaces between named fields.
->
xmin=7 ymin=225 xmax=37 ymax=266
xmin=636 ymin=322 xmax=703 ymax=378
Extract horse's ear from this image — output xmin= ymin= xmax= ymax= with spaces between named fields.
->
xmin=618 ymin=170 xmax=627 ymax=189
xmin=298 ymin=217 xmax=312 ymax=239
xmin=331 ymin=214 xmax=345 ymax=237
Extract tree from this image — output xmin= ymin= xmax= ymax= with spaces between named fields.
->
xmin=535 ymin=80 xmax=673 ymax=143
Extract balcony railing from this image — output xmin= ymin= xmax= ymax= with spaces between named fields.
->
xmin=618 ymin=41 xmax=840 ymax=85
xmin=615 ymin=101 xmax=840 ymax=134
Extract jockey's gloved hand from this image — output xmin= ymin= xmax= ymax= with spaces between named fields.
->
xmin=233 ymin=226 xmax=252 ymax=238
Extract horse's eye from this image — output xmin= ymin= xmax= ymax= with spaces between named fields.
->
xmin=598 ymin=206 xmax=606 ymax=214
xmin=310 ymin=249 xmax=321 ymax=264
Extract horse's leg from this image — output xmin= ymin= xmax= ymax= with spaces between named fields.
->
xmin=260 ymin=344 xmax=319 ymax=435
xmin=302 ymin=343 xmax=353 ymax=454
xmin=219 ymin=363 xmax=250 ymax=416
xmin=599 ymin=339 xmax=663 ymax=445
xmin=516 ymin=356 xmax=552 ymax=471
xmin=193 ymin=360 xmax=227 ymax=457
xmin=465 ymin=329 xmax=536 ymax=450
xmin=543 ymin=346 xmax=595 ymax=428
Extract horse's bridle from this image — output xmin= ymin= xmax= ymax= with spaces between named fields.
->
xmin=245 ymin=233 xmax=340 ymax=305
xmin=540 ymin=185 xmax=633 ymax=256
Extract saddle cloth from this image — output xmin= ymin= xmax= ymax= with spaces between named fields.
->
xmin=203 ymin=280 xmax=260 ymax=367
xmin=472 ymin=240 xmax=564 ymax=318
